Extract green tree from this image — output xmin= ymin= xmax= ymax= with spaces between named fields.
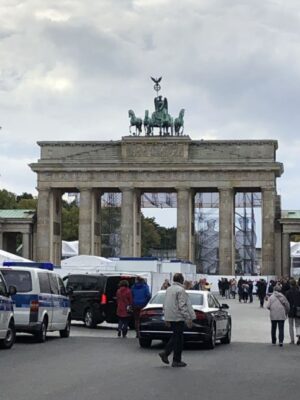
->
xmin=141 ymin=216 xmax=161 ymax=256
xmin=62 ymin=201 xmax=79 ymax=241
xmin=16 ymin=193 xmax=37 ymax=209
xmin=0 ymin=189 xmax=18 ymax=208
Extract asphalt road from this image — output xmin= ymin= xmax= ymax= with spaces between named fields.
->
xmin=0 ymin=296 xmax=299 ymax=400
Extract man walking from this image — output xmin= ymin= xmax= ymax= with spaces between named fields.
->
xmin=159 ymin=273 xmax=196 ymax=367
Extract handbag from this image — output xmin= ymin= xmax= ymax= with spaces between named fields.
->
xmin=294 ymin=306 xmax=300 ymax=318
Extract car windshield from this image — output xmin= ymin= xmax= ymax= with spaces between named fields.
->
xmin=150 ymin=292 xmax=203 ymax=306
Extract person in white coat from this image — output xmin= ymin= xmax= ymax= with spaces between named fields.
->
xmin=266 ymin=285 xmax=290 ymax=347
xmin=158 ymin=273 xmax=196 ymax=367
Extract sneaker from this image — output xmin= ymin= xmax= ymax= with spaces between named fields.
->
xmin=297 ymin=338 xmax=300 ymax=346
xmin=117 ymin=330 xmax=121 ymax=337
xmin=172 ymin=361 xmax=187 ymax=368
xmin=279 ymin=343 xmax=283 ymax=347
xmin=158 ymin=352 xmax=169 ymax=365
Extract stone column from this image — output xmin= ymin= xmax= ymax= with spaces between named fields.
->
xmin=79 ymin=188 xmax=101 ymax=256
xmin=49 ymin=189 xmax=63 ymax=265
xmin=262 ymin=188 xmax=276 ymax=275
xmin=121 ymin=188 xmax=136 ymax=257
xmin=176 ymin=188 xmax=193 ymax=261
xmin=219 ymin=188 xmax=234 ymax=275
xmin=36 ymin=188 xmax=51 ymax=262
xmin=282 ymin=233 xmax=291 ymax=277
xmin=134 ymin=190 xmax=142 ymax=257
xmin=22 ymin=233 xmax=30 ymax=260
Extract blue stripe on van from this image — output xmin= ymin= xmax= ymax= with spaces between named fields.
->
xmin=13 ymin=294 xmax=38 ymax=308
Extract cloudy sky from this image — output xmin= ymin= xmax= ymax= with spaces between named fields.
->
xmin=1 ymin=0 xmax=300 ymax=214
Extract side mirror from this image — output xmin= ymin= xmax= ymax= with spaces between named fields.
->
xmin=66 ymin=287 xmax=74 ymax=296
xmin=221 ymin=303 xmax=229 ymax=309
xmin=8 ymin=285 xmax=17 ymax=296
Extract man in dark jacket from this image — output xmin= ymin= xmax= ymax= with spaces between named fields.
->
xmin=131 ymin=276 xmax=151 ymax=338
xmin=256 ymin=279 xmax=267 ymax=308
xmin=285 ymin=279 xmax=300 ymax=345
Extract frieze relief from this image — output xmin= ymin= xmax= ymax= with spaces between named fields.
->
xmin=123 ymin=143 xmax=185 ymax=161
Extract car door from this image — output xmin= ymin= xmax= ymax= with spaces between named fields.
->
xmin=57 ymin=276 xmax=69 ymax=327
xmin=48 ymin=273 xmax=61 ymax=329
xmin=211 ymin=294 xmax=227 ymax=335
xmin=207 ymin=294 xmax=223 ymax=337
xmin=0 ymin=275 xmax=8 ymax=337
xmin=37 ymin=272 xmax=54 ymax=328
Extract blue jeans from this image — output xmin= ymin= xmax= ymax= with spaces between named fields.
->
xmin=271 ymin=320 xmax=285 ymax=344
xmin=164 ymin=321 xmax=185 ymax=362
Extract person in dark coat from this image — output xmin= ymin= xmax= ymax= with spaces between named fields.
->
xmin=238 ymin=277 xmax=244 ymax=303
xmin=285 ymin=279 xmax=300 ymax=345
xmin=131 ymin=276 xmax=151 ymax=338
xmin=248 ymin=280 xmax=253 ymax=303
xmin=256 ymin=279 xmax=267 ymax=308
xmin=116 ymin=280 xmax=133 ymax=338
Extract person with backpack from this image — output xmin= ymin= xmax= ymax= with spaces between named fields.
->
xmin=131 ymin=276 xmax=151 ymax=338
xmin=285 ymin=279 xmax=300 ymax=345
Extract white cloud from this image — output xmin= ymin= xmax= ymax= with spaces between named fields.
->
xmin=0 ymin=0 xmax=299 ymax=210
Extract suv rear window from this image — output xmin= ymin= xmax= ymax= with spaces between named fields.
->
xmin=66 ymin=275 xmax=100 ymax=291
xmin=2 ymin=270 xmax=32 ymax=293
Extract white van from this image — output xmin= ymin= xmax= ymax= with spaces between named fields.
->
xmin=0 ymin=263 xmax=71 ymax=343
xmin=0 ymin=271 xmax=16 ymax=349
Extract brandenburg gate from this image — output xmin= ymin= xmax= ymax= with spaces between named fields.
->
xmin=30 ymin=79 xmax=284 ymax=276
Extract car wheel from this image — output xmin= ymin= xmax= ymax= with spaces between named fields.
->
xmin=60 ymin=316 xmax=71 ymax=338
xmin=206 ymin=323 xmax=216 ymax=349
xmin=35 ymin=318 xmax=47 ymax=343
xmin=84 ymin=309 xmax=97 ymax=328
xmin=220 ymin=321 xmax=231 ymax=344
xmin=139 ymin=338 xmax=152 ymax=348
xmin=0 ymin=319 xmax=16 ymax=349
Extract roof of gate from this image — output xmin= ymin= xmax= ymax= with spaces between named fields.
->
xmin=0 ymin=209 xmax=36 ymax=219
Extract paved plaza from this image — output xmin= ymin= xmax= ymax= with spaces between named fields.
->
xmin=0 ymin=295 xmax=299 ymax=400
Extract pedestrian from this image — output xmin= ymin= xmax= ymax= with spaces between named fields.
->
xmin=238 ymin=277 xmax=244 ymax=302
xmin=266 ymin=284 xmax=290 ymax=346
xmin=158 ymin=273 xmax=196 ymax=367
xmin=116 ymin=280 xmax=133 ymax=338
xmin=242 ymin=282 xmax=249 ymax=303
xmin=248 ymin=280 xmax=253 ymax=303
xmin=131 ymin=276 xmax=151 ymax=338
xmin=161 ymin=279 xmax=171 ymax=290
xmin=230 ymin=279 xmax=237 ymax=299
xmin=285 ymin=279 xmax=300 ymax=345
xmin=256 ymin=279 xmax=267 ymax=308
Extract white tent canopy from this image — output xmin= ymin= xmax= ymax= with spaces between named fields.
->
xmin=62 ymin=240 xmax=79 ymax=258
xmin=61 ymin=255 xmax=113 ymax=268
xmin=0 ymin=249 xmax=33 ymax=264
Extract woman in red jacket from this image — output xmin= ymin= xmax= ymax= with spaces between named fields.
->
xmin=116 ymin=280 xmax=133 ymax=338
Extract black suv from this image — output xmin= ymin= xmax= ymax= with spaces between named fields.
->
xmin=64 ymin=274 xmax=137 ymax=328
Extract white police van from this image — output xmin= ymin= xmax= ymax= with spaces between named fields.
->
xmin=0 ymin=271 xmax=16 ymax=349
xmin=0 ymin=262 xmax=71 ymax=343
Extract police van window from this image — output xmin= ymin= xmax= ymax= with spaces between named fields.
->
xmin=58 ymin=277 xmax=67 ymax=296
xmin=49 ymin=274 xmax=59 ymax=295
xmin=38 ymin=273 xmax=51 ymax=294
xmin=0 ymin=275 xmax=7 ymax=296
xmin=2 ymin=270 xmax=32 ymax=293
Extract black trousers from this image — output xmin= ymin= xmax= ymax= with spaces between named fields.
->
xmin=164 ymin=321 xmax=185 ymax=362
xmin=271 ymin=320 xmax=285 ymax=344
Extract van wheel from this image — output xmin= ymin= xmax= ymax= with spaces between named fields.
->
xmin=35 ymin=318 xmax=47 ymax=343
xmin=0 ymin=319 xmax=16 ymax=349
xmin=84 ymin=309 xmax=97 ymax=328
xmin=60 ymin=316 xmax=71 ymax=338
